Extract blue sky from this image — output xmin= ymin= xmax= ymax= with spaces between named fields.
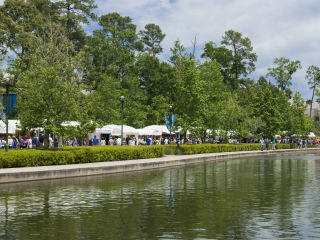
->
xmin=1 ymin=0 xmax=320 ymax=100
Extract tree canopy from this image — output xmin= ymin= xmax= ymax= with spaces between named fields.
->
xmin=0 ymin=0 xmax=316 ymax=141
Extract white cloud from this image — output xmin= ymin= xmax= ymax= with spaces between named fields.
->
xmin=95 ymin=0 xmax=320 ymax=99
xmin=0 ymin=0 xmax=3 ymax=5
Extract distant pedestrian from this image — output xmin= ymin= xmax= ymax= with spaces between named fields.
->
xmin=265 ymin=139 xmax=269 ymax=150
xmin=54 ymin=138 xmax=59 ymax=148
xmin=260 ymin=137 xmax=264 ymax=151
xmin=272 ymin=139 xmax=276 ymax=150
xmin=116 ymin=137 xmax=122 ymax=146
xmin=93 ymin=135 xmax=99 ymax=146
xmin=72 ymin=138 xmax=78 ymax=147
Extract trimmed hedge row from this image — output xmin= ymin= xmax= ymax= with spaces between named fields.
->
xmin=164 ymin=143 xmax=297 ymax=155
xmin=0 ymin=146 xmax=164 ymax=168
xmin=0 ymin=143 xmax=302 ymax=169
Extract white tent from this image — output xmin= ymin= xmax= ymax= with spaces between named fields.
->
xmin=136 ymin=128 xmax=161 ymax=136
xmin=95 ymin=126 xmax=112 ymax=134
xmin=0 ymin=120 xmax=20 ymax=134
xmin=308 ymin=132 xmax=316 ymax=138
xmin=96 ymin=124 xmax=139 ymax=136
xmin=142 ymin=125 xmax=170 ymax=135
xmin=61 ymin=121 xmax=80 ymax=127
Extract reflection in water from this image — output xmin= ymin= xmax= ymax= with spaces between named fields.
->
xmin=0 ymin=153 xmax=320 ymax=239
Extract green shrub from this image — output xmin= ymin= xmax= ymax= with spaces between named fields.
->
xmin=0 ymin=146 xmax=164 ymax=168
xmin=163 ymin=143 xmax=297 ymax=155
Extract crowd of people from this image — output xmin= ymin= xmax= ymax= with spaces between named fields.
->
xmin=0 ymin=134 xmax=318 ymax=149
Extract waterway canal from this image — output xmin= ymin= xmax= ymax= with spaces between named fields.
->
xmin=1 ymin=153 xmax=320 ymax=239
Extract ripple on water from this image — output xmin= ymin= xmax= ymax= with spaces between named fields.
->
xmin=1 ymin=153 xmax=320 ymax=239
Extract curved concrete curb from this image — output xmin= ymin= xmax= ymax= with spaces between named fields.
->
xmin=0 ymin=148 xmax=318 ymax=183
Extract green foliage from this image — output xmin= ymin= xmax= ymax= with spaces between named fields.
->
xmin=0 ymin=3 xmax=314 ymax=142
xmin=286 ymin=92 xmax=313 ymax=137
xmin=201 ymin=30 xmax=258 ymax=90
xmin=164 ymin=143 xmax=297 ymax=155
xmin=267 ymin=57 xmax=302 ymax=91
xmin=306 ymin=65 xmax=320 ymax=117
xmin=251 ymin=87 xmax=282 ymax=138
xmin=15 ymin=24 xmax=91 ymax=146
xmin=0 ymin=146 xmax=164 ymax=168
xmin=139 ymin=23 xmax=165 ymax=55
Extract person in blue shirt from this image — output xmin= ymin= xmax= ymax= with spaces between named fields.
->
xmin=146 ymin=137 xmax=151 ymax=145
xmin=176 ymin=137 xmax=180 ymax=149
xmin=265 ymin=139 xmax=269 ymax=150
xmin=32 ymin=135 xmax=39 ymax=148
xmin=72 ymin=138 xmax=78 ymax=147
xmin=93 ymin=135 xmax=99 ymax=146
xmin=54 ymin=138 xmax=59 ymax=148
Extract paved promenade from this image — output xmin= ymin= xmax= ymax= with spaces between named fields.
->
xmin=0 ymin=148 xmax=318 ymax=184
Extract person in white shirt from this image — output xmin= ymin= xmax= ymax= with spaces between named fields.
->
xmin=129 ymin=139 xmax=135 ymax=146
xmin=164 ymin=138 xmax=169 ymax=145
xmin=116 ymin=137 xmax=122 ymax=146
xmin=49 ymin=136 xmax=53 ymax=147
xmin=8 ymin=137 xmax=13 ymax=148
xmin=101 ymin=139 xmax=106 ymax=146
xmin=28 ymin=138 xmax=32 ymax=148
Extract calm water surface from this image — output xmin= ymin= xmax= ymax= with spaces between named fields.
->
xmin=1 ymin=153 xmax=320 ymax=239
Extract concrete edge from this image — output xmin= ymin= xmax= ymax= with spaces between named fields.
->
xmin=0 ymin=148 xmax=318 ymax=184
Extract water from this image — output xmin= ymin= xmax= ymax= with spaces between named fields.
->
xmin=1 ymin=153 xmax=320 ymax=239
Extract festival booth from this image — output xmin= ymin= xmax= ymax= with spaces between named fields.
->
xmin=94 ymin=124 xmax=139 ymax=144
xmin=61 ymin=121 xmax=80 ymax=127
xmin=137 ymin=128 xmax=161 ymax=136
xmin=0 ymin=120 xmax=20 ymax=135
xmin=142 ymin=125 xmax=170 ymax=135
xmin=308 ymin=132 xmax=316 ymax=138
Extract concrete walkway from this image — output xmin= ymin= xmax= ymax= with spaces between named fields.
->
xmin=0 ymin=148 xmax=318 ymax=184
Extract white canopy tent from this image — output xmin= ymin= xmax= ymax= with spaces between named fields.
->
xmin=142 ymin=125 xmax=170 ymax=135
xmin=95 ymin=126 xmax=112 ymax=134
xmin=61 ymin=121 xmax=80 ymax=127
xmin=96 ymin=124 xmax=139 ymax=136
xmin=0 ymin=120 xmax=20 ymax=134
xmin=136 ymin=128 xmax=161 ymax=136
xmin=308 ymin=132 xmax=316 ymax=138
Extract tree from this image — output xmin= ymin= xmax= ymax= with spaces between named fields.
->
xmin=221 ymin=30 xmax=257 ymax=79
xmin=201 ymin=30 xmax=257 ymax=90
xmin=306 ymin=65 xmax=320 ymax=117
xmin=15 ymin=24 xmax=89 ymax=148
xmin=139 ymin=23 xmax=165 ymax=56
xmin=251 ymin=87 xmax=282 ymax=138
xmin=135 ymin=54 xmax=174 ymax=124
xmin=0 ymin=0 xmax=46 ymax=67
xmin=201 ymin=41 xmax=233 ymax=88
xmin=89 ymin=75 xmax=122 ymax=125
xmin=55 ymin=0 xmax=97 ymax=52
xmin=286 ymin=92 xmax=313 ymax=137
xmin=85 ymin=12 xmax=141 ymax=89
xmin=267 ymin=57 xmax=302 ymax=92
xmin=198 ymin=60 xmax=226 ymax=134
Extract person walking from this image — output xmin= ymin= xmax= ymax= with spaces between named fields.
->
xmin=265 ymin=138 xmax=269 ymax=150
xmin=272 ymin=139 xmax=276 ymax=150
xmin=260 ymin=137 xmax=264 ymax=151
xmin=93 ymin=135 xmax=99 ymax=146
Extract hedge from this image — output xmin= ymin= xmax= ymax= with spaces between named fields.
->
xmin=0 ymin=143 xmax=302 ymax=169
xmin=164 ymin=143 xmax=297 ymax=155
xmin=0 ymin=146 xmax=164 ymax=168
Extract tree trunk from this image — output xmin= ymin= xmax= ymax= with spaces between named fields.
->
xmin=310 ymin=86 xmax=315 ymax=118
xmin=43 ymin=131 xmax=50 ymax=149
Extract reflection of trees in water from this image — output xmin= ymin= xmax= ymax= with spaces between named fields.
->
xmin=0 ymin=155 xmax=319 ymax=239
